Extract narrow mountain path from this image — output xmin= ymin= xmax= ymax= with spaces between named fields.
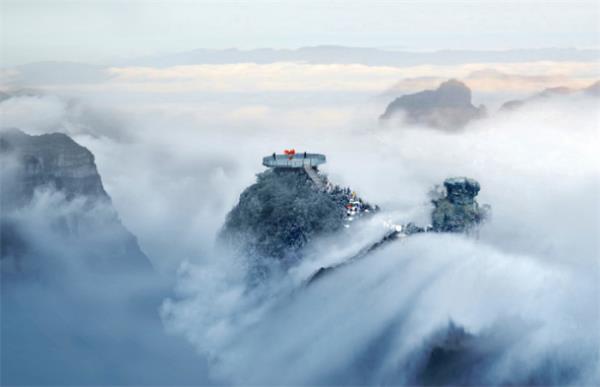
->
xmin=303 ymin=164 xmax=325 ymax=190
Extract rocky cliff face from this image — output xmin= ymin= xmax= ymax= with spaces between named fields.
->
xmin=0 ymin=129 xmax=213 ymax=386
xmin=220 ymin=168 xmax=375 ymax=266
xmin=431 ymin=177 xmax=488 ymax=232
xmin=380 ymin=80 xmax=486 ymax=130
xmin=0 ymin=128 xmax=151 ymax=274
xmin=222 ymin=168 xmax=489 ymax=284
xmin=0 ymin=128 xmax=108 ymax=208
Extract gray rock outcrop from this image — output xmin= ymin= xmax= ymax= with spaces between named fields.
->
xmin=431 ymin=177 xmax=489 ymax=232
xmin=0 ymin=128 xmax=151 ymax=273
xmin=220 ymin=168 xmax=375 ymax=266
xmin=1 ymin=128 xmax=108 ymax=208
xmin=380 ymin=80 xmax=486 ymax=130
xmin=500 ymin=80 xmax=600 ymax=111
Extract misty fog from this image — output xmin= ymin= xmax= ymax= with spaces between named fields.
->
xmin=1 ymin=57 xmax=599 ymax=385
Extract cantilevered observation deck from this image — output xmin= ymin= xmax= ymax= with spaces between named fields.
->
xmin=262 ymin=153 xmax=326 ymax=169
xmin=263 ymin=152 xmax=327 ymax=189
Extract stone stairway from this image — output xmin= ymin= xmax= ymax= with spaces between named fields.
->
xmin=303 ymin=164 xmax=325 ymax=190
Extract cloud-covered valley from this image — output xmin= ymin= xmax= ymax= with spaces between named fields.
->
xmin=1 ymin=57 xmax=599 ymax=384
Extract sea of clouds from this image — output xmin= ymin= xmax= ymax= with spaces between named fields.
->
xmin=1 ymin=61 xmax=598 ymax=384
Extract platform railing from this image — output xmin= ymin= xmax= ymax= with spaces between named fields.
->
xmin=262 ymin=153 xmax=326 ymax=168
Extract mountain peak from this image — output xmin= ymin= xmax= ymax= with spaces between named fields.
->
xmin=1 ymin=128 xmax=151 ymax=274
xmin=220 ymin=165 xmax=376 ymax=279
xmin=0 ymin=128 xmax=107 ymax=207
xmin=380 ymin=79 xmax=485 ymax=130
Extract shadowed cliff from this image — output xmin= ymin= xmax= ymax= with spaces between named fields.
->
xmin=220 ymin=167 xmax=375 ymax=264
xmin=380 ymin=80 xmax=486 ymax=130
xmin=0 ymin=128 xmax=150 ymax=274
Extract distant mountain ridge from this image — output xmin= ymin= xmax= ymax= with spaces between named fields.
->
xmin=380 ymin=80 xmax=486 ymax=130
xmin=123 ymin=46 xmax=600 ymax=67
xmin=2 ymin=47 xmax=598 ymax=87
xmin=500 ymin=80 xmax=600 ymax=111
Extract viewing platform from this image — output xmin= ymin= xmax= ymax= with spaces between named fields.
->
xmin=262 ymin=152 xmax=326 ymax=169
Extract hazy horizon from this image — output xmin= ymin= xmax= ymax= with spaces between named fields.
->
xmin=2 ymin=0 xmax=599 ymax=66
xmin=1 ymin=1 xmax=599 ymax=385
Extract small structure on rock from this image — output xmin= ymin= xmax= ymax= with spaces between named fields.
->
xmin=262 ymin=150 xmax=326 ymax=169
xmin=263 ymin=150 xmax=327 ymax=190
xmin=221 ymin=150 xmax=376 ymax=271
xmin=431 ymin=177 xmax=489 ymax=232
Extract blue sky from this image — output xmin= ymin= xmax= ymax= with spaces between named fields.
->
xmin=1 ymin=0 xmax=599 ymax=65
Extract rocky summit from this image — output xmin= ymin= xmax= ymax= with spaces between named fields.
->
xmin=222 ymin=166 xmax=489 ymax=282
xmin=431 ymin=177 xmax=489 ymax=232
xmin=380 ymin=79 xmax=486 ymax=130
xmin=220 ymin=167 xmax=375 ymax=265
xmin=0 ymin=128 xmax=108 ymax=208
xmin=0 ymin=128 xmax=151 ymax=274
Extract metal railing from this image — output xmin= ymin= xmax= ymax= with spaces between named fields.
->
xmin=262 ymin=153 xmax=326 ymax=168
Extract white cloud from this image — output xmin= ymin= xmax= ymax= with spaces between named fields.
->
xmin=2 ymin=68 xmax=598 ymax=384
xmin=155 ymin=95 xmax=599 ymax=384
xmin=104 ymin=61 xmax=599 ymax=94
